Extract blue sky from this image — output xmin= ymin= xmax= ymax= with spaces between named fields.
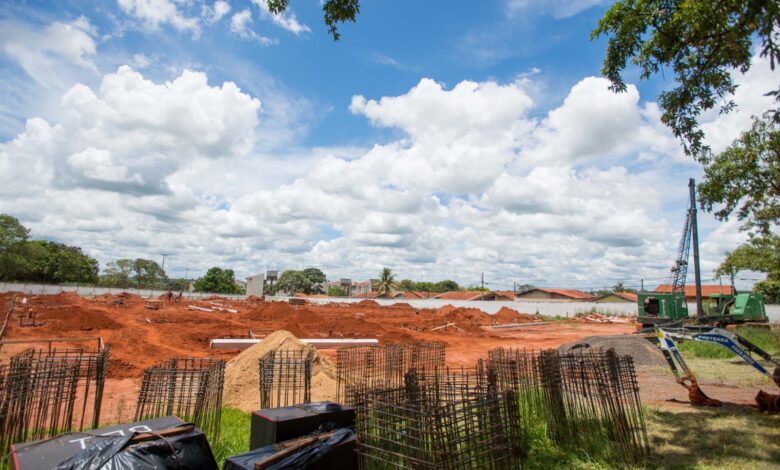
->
xmin=0 ymin=0 xmax=775 ymax=290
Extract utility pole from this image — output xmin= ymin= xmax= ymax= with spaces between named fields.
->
xmin=640 ymin=278 xmax=644 ymax=292
xmin=160 ymin=253 xmax=169 ymax=274
xmin=160 ymin=253 xmax=169 ymax=290
xmin=689 ymin=178 xmax=704 ymax=319
xmin=481 ymin=272 xmax=485 ymax=300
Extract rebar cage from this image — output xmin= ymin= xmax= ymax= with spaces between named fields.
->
xmin=354 ymin=367 xmax=523 ymax=470
xmin=0 ymin=345 xmax=109 ymax=462
xmin=488 ymin=347 xmax=649 ymax=465
xmin=258 ymin=349 xmax=314 ymax=409
xmin=134 ymin=357 xmax=224 ymax=441
xmin=337 ymin=341 xmax=446 ymax=405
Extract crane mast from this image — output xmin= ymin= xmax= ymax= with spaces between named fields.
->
xmin=666 ymin=178 xmax=704 ymax=317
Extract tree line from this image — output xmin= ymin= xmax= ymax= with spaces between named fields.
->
xmin=0 ymin=214 xmax=245 ymax=294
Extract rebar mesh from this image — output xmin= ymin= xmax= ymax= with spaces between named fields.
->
xmin=354 ymin=367 xmax=523 ymax=470
xmin=488 ymin=347 xmax=649 ymax=465
xmin=258 ymin=349 xmax=314 ymax=408
xmin=0 ymin=345 xmax=109 ymax=462
xmin=337 ymin=341 xmax=445 ymax=405
xmin=134 ymin=357 xmax=224 ymax=440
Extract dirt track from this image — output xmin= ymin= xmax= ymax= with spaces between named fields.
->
xmin=2 ymin=292 xmax=767 ymax=422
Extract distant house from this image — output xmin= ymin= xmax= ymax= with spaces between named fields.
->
xmin=400 ymin=291 xmax=437 ymax=299
xmin=594 ymin=291 xmax=638 ymax=303
xmin=514 ymin=288 xmax=594 ymax=301
xmin=653 ymin=284 xmax=734 ymax=302
xmin=354 ymin=291 xmax=382 ymax=299
xmin=434 ymin=291 xmax=498 ymax=301
xmin=494 ymin=291 xmax=517 ymax=301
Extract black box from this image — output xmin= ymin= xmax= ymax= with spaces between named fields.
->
xmin=11 ymin=416 xmax=186 ymax=470
xmin=225 ymin=428 xmax=357 ymax=470
xmin=250 ymin=401 xmax=355 ymax=450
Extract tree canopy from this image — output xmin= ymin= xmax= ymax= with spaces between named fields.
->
xmin=270 ymin=268 xmax=327 ymax=295
xmin=132 ymin=259 xmax=166 ymax=289
xmin=716 ymin=235 xmax=780 ymax=303
xmin=698 ymin=114 xmax=780 ymax=235
xmin=194 ymin=267 xmax=244 ymax=294
xmin=0 ymin=214 xmax=98 ymax=284
xmin=373 ymin=267 xmax=398 ymax=297
xmin=592 ymin=0 xmax=780 ymax=160
xmin=0 ymin=214 xmax=30 ymax=281
xmin=267 ymin=0 xmax=360 ymax=40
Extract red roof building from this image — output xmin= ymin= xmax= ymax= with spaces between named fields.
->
xmin=653 ymin=284 xmax=734 ymax=302
xmin=515 ymin=288 xmax=595 ymax=301
xmin=434 ymin=291 xmax=497 ymax=301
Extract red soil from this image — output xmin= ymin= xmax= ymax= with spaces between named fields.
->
xmin=0 ymin=292 xmax=636 ymax=421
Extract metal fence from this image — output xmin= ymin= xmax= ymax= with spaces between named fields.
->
xmin=354 ymin=367 xmax=523 ymax=470
xmin=0 ymin=344 xmax=109 ymax=462
xmin=134 ymin=357 xmax=225 ymax=441
xmin=488 ymin=347 xmax=649 ymax=465
xmin=259 ymin=349 xmax=314 ymax=409
xmin=337 ymin=342 xmax=446 ymax=405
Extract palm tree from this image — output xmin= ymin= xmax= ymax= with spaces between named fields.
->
xmin=373 ymin=267 xmax=398 ymax=298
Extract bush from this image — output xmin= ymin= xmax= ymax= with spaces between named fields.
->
xmin=754 ymin=279 xmax=780 ymax=303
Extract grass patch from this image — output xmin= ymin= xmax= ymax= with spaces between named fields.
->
xmin=677 ymin=326 xmax=780 ymax=359
xmin=210 ymin=407 xmax=250 ymax=467
xmin=644 ymin=405 xmax=780 ymax=469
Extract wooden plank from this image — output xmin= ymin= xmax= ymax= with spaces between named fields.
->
xmin=209 ymin=338 xmax=379 ymax=349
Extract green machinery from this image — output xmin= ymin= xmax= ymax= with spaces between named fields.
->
xmin=637 ymin=178 xmax=768 ymax=326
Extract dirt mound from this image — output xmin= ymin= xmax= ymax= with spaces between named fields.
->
xmin=357 ymin=299 xmax=379 ymax=306
xmin=557 ymin=334 xmax=666 ymax=367
xmin=391 ymin=302 xmax=414 ymax=309
xmin=493 ymin=307 xmax=537 ymax=324
xmin=247 ymin=302 xmax=324 ymax=323
xmin=442 ymin=307 xmax=492 ymax=332
xmin=223 ymin=330 xmax=337 ymax=412
xmin=49 ymin=308 xmax=123 ymax=333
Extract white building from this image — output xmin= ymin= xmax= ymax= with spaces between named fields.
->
xmin=246 ymin=273 xmax=265 ymax=297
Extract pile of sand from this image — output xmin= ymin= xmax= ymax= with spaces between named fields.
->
xmin=557 ymin=334 xmax=666 ymax=367
xmin=222 ymin=330 xmax=338 ymax=412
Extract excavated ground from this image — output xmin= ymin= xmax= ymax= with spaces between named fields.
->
xmin=0 ymin=292 xmax=770 ymax=423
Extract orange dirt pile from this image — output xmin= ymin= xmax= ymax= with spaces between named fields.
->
xmin=223 ymin=330 xmax=337 ymax=412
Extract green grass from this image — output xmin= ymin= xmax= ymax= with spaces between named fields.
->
xmin=644 ymin=405 xmax=780 ymax=469
xmin=210 ymin=407 xmax=250 ymax=466
xmin=677 ymin=326 xmax=780 ymax=359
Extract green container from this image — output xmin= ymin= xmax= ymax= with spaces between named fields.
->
xmin=637 ymin=292 xmax=688 ymax=325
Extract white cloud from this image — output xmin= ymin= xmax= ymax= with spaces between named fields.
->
xmin=0 ymin=17 xmax=98 ymax=88
xmin=230 ymin=9 xmax=275 ymax=45
xmin=1 ymin=66 xmax=260 ymax=197
xmin=0 ymin=65 xmax=762 ymax=288
xmin=701 ymin=51 xmax=780 ymax=154
xmin=506 ymin=0 xmax=608 ymax=19
xmin=117 ymin=0 xmax=201 ymax=36
xmin=252 ymin=0 xmax=310 ymax=35
xmin=203 ymin=0 xmax=232 ymax=24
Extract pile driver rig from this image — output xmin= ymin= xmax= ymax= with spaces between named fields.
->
xmin=636 ymin=179 xmax=778 ymax=407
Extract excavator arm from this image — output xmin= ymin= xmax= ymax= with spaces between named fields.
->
xmin=650 ymin=327 xmax=780 ymax=406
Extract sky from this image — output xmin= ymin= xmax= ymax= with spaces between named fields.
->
xmin=0 ymin=0 xmax=776 ymax=291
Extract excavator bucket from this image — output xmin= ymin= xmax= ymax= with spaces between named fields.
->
xmin=773 ymin=366 xmax=780 ymax=388
xmin=686 ymin=383 xmax=722 ymax=407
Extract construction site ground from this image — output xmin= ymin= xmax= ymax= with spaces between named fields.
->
xmin=2 ymin=291 xmax=779 ymax=468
